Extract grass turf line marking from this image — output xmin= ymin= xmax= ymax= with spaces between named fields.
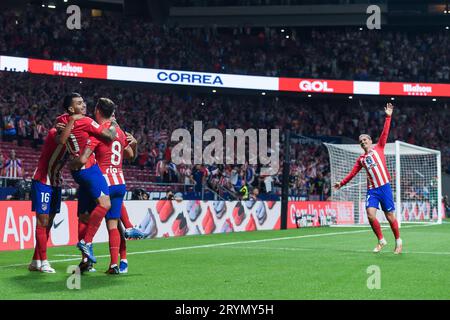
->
xmin=221 ymin=246 xmax=450 ymax=256
xmin=0 ymin=223 xmax=438 ymax=269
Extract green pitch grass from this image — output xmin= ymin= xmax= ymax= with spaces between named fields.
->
xmin=1 ymin=222 xmax=450 ymax=300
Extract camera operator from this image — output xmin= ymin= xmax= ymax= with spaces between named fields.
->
xmin=131 ymin=188 xmax=150 ymax=200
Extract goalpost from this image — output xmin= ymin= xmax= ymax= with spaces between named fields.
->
xmin=324 ymin=141 xmax=442 ymax=227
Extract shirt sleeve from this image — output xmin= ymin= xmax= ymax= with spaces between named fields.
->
xmin=83 ymin=117 xmax=105 ymax=138
xmin=55 ymin=114 xmax=69 ymax=124
xmin=340 ymin=158 xmax=363 ymax=187
xmin=377 ymin=115 xmax=392 ymax=149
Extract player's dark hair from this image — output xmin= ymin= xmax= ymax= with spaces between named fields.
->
xmin=62 ymin=92 xmax=82 ymax=111
xmin=96 ymin=97 xmax=116 ymax=118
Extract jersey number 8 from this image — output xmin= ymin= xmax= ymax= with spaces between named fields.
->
xmin=111 ymin=141 xmax=122 ymax=166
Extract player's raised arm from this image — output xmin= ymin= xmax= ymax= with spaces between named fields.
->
xmin=55 ymin=114 xmax=84 ymax=145
xmin=334 ymin=158 xmax=363 ymax=190
xmin=100 ymin=123 xmax=117 ymax=141
xmin=377 ymin=103 xmax=394 ymax=149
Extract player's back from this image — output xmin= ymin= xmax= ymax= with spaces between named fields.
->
xmin=32 ymin=128 xmax=68 ymax=186
xmin=91 ymin=121 xmax=128 ymax=186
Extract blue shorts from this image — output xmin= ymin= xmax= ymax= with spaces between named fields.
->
xmin=77 ymin=184 xmax=126 ymax=219
xmin=106 ymin=184 xmax=127 ymax=220
xmin=366 ymin=183 xmax=396 ymax=213
xmin=31 ymin=180 xmax=61 ymax=215
xmin=72 ymin=164 xmax=109 ymax=198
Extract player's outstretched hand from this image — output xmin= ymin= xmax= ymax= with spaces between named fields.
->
xmin=333 ymin=182 xmax=341 ymax=190
xmin=385 ymin=103 xmax=394 ymax=116
xmin=126 ymin=132 xmax=137 ymax=146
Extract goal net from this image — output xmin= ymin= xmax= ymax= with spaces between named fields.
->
xmin=324 ymin=141 xmax=442 ymax=226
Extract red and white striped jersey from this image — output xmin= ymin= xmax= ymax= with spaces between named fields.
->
xmin=32 ymin=128 xmax=68 ymax=186
xmin=87 ymin=121 xmax=129 ymax=186
xmin=155 ymin=160 xmax=165 ymax=177
xmin=56 ymin=114 xmax=105 ymax=169
xmin=4 ymin=158 xmax=22 ymax=178
xmin=340 ymin=116 xmax=392 ymax=190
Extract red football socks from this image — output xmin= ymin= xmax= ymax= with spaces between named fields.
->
xmin=389 ymin=219 xmax=400 ymax=240
xmin=32 ymin=243 xmax=41 ymax=260
xmin=84 ymin=206 xmax=108 ymax=244
xmin=119 ymin=233 xmax=127 ymax=260
xmin=78 ymin=221 xmax=88 ymax=241
xmin=369 ymin=218 xmax=384 ymax=240
xmin=120 ymin=205 xmax=133 ymax=229
xmin=36 ymin=225 xmax=48 ymax=261
xmin=108 ymin=228 xmax=120 ymax=267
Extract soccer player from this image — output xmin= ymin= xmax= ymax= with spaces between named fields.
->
xmin=57 ymin=93 xmax=117 ymax=264
xmin=28 ymin=116 xmax=81 ymax=273
xmin=334 ymin=103 xmax=402 ymax=254
xmin=70 ymin=98 xmax=139 ymax=274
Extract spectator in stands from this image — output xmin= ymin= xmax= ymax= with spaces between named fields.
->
xmin=0 ymin=71 xmax=448 ymax=199
xmin=137 ymin=146 xmax=149 ymax=170
xmin=1 ymin=6 xmax=449 ymax=83
xmin=2 ymin=109 xmax=16 ymax=142
xmin=4 ymin=149 xmax=23 ymax=178
xmin=249 ymin=187 xmax=260 ymax=201
xmin=191 ymin=164 xmax=206 ymax=197
xmin=31 ymin=120 xmax=46 ymax=149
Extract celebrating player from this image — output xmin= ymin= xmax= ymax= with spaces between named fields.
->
xmin=28 ymin=114 xmax=81 ymax=273
xmin=334 ymin=103 xmax=402 ymax=254
xmin=57 ymin=93 xmax=117 ymax=264
xmin=70 ymin=98 xmax=139 ymax=274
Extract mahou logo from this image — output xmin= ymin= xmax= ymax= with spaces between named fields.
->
xmin=53 ymin=62 xmax=83 ymax=76
xmin=299 ymin=80 xmax=334 ymax=92
xmin=403 ymin=84 xmax=432 ymax=96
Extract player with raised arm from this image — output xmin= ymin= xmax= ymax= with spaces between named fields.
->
xmin=70 ymin=98 xmax=140 ymax=274
xmin=334 ymin=103 xmax=402 ymax=254
xmin=57 ymin=93 xmax=117 ymax=264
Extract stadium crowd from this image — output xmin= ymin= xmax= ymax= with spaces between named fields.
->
xmin=0 ymin=6 xmax=449 ymax=83
xmin=1 ymin=71 xmax=449 ymax=200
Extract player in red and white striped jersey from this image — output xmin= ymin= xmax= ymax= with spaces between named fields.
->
xmin=28 ymin=123 xmax=79 ymax=273
xmin=334 ymin=103 xmax=402 ymax=254
xmin=70 ymin=98 xmax=139 ymax=274
xmin=57 ymin=93 xmax=119 ymax=266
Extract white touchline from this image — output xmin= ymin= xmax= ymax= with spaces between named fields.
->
xmin=0 ymin=229 xmax=370 ymax=268
xmin=0 ymin=224 xmax=439 ymax=269
xmin=221 ymin=246 xmax=450 ymax=256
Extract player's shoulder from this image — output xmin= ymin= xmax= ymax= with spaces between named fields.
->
xmin=56 ymin=113 xmax=70 ymax=124
xmin=114 ymin=125 xmax=127 ymax=142
xmin=48 ymin=127 xmax=57 ymax=136
xmin=45 ymin=128 xmax=58 ymax=142
xmin=82 ymin=116 xmax=96 ymax=124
